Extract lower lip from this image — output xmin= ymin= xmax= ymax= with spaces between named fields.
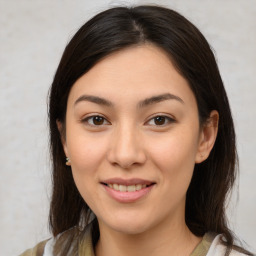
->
xmin=103 ymin=184 xmax=154 ymax=203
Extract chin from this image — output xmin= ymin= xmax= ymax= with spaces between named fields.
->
xmin=112 ymin=223 xmax=149 ymax=235
xmin=101 ymin=214 xmax=154 ymax=235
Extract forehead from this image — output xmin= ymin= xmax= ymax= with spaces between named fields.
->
xmin=68 ymin=44 xmax=196 ymax=108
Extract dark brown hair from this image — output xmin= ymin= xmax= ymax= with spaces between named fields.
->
xmin=48 ymin=5 xmax=252 ymax=255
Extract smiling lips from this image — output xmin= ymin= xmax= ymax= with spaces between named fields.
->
xmin=101 ymin=178 xmax=155 ymax=203
xmin=107 ymin=183 xmax=147 ymax=192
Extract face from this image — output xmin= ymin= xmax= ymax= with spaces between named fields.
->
xmin=62 ymin=44 xmax=209 ymax=236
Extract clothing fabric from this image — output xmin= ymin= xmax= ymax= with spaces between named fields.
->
xmin=19 ymin=223 xmax=249 ymax=256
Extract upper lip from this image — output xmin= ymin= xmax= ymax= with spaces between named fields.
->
xmin=101 ymin=178 xmax=155 ymax=186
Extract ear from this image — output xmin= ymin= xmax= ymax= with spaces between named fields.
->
xmin=195 ymin=110 xmax=219 ymax=163
xmin=56 ymin=120 xmax=69 ymax=157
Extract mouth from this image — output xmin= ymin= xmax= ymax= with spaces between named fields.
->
xmin=100 ymin=178 xmax=156 ymax=203
xmin=102 ymin=183 xmax=153 ymax=192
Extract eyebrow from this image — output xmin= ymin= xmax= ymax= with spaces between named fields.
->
xmin=74 ymin=95 xmax=113 ymax=107
xmin=74 ymin=93 xmax=184 ymax=108
xmin=138 ymin=93 xmax=184 ymax=108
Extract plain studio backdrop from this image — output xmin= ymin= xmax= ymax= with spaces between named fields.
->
xmin=0 ymin=0 xmax=255 ymax=255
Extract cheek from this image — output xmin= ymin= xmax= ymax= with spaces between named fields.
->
xmin=148 ymin=131 xmax=199 ymax=211
xmin=148 ymin=128 xmax=199 ymax=184
xmin=66 ymin=135 xmax=109 ymax=208
xmin=66 ymin=131 xmax=108 ymax=179
xmin=150 ymin=130 xmax=198 ymax=164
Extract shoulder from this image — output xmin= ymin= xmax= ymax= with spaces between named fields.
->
xmin=207 ymin=234 xmax=252 ymax=256
xmin=19 ymin=222 xmax=94 ymax=256
xmin=19 ymin=239 xmax=49 ymax=256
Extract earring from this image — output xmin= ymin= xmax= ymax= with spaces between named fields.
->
xmin=66 ymin=157 xmax=71 ymax=166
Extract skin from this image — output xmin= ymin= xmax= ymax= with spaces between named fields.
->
xmin=59 ymin=44 xmax=218 ymax=256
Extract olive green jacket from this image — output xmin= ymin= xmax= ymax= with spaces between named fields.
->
xmin=20 ymin=225 xmax=247 ymax=256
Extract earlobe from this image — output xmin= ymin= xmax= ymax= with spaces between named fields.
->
xmin=195 ymin=110 xmax=219 ymax=163
xmin=56 ymin=120 xmax=69 ymax=158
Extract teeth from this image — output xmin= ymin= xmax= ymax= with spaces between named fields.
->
xmin=119 ymin=185 xmax=126 ymax=192
xmin=108 ymin=183 xmax=148 ymax=192
xmin=113 ymin=184 xmax=119 ymax=190
xmin=135 ymin=184 xmax=142 ymax=190
xmin=128 ymin=185 xmax=136 ymax=192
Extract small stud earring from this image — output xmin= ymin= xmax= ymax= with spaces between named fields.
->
xmin=66 ymin=157 xmax=71 ymax=166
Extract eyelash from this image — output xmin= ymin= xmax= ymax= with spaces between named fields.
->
xmin=81 ymin=114 xmax=175 ymax=127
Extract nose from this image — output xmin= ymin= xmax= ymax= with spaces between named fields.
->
xmin=107 ymin=124 xmax=147 ymax=169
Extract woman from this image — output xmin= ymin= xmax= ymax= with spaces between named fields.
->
xmin=20 ymin=5 xmax=254 ymax=256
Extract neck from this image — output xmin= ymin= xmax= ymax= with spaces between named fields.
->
xmin=95 ymin=217 xmax=201 ymax=256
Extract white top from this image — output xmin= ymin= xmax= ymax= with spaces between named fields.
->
xmin=206 ymin=234 xmax=247 ymax=256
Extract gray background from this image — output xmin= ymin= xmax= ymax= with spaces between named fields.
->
xmin=0 ymin=0 xmax=255 ymax=255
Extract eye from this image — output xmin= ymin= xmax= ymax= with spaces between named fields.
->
xmin=146 ymin=115 xmax=175 ymax=126
xmin=82 ymin=115 xmax=110 ymax=126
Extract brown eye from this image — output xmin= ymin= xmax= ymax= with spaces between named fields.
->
xmin=154 ymin=116 xmax=166 ymax=125
xmin=147 ymin=115 xmax=175 ymax=126
xmin=92 ymin=116 xmax=104 ymax=125
xmin=83 ymin=115 xmax=110 ymax=126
